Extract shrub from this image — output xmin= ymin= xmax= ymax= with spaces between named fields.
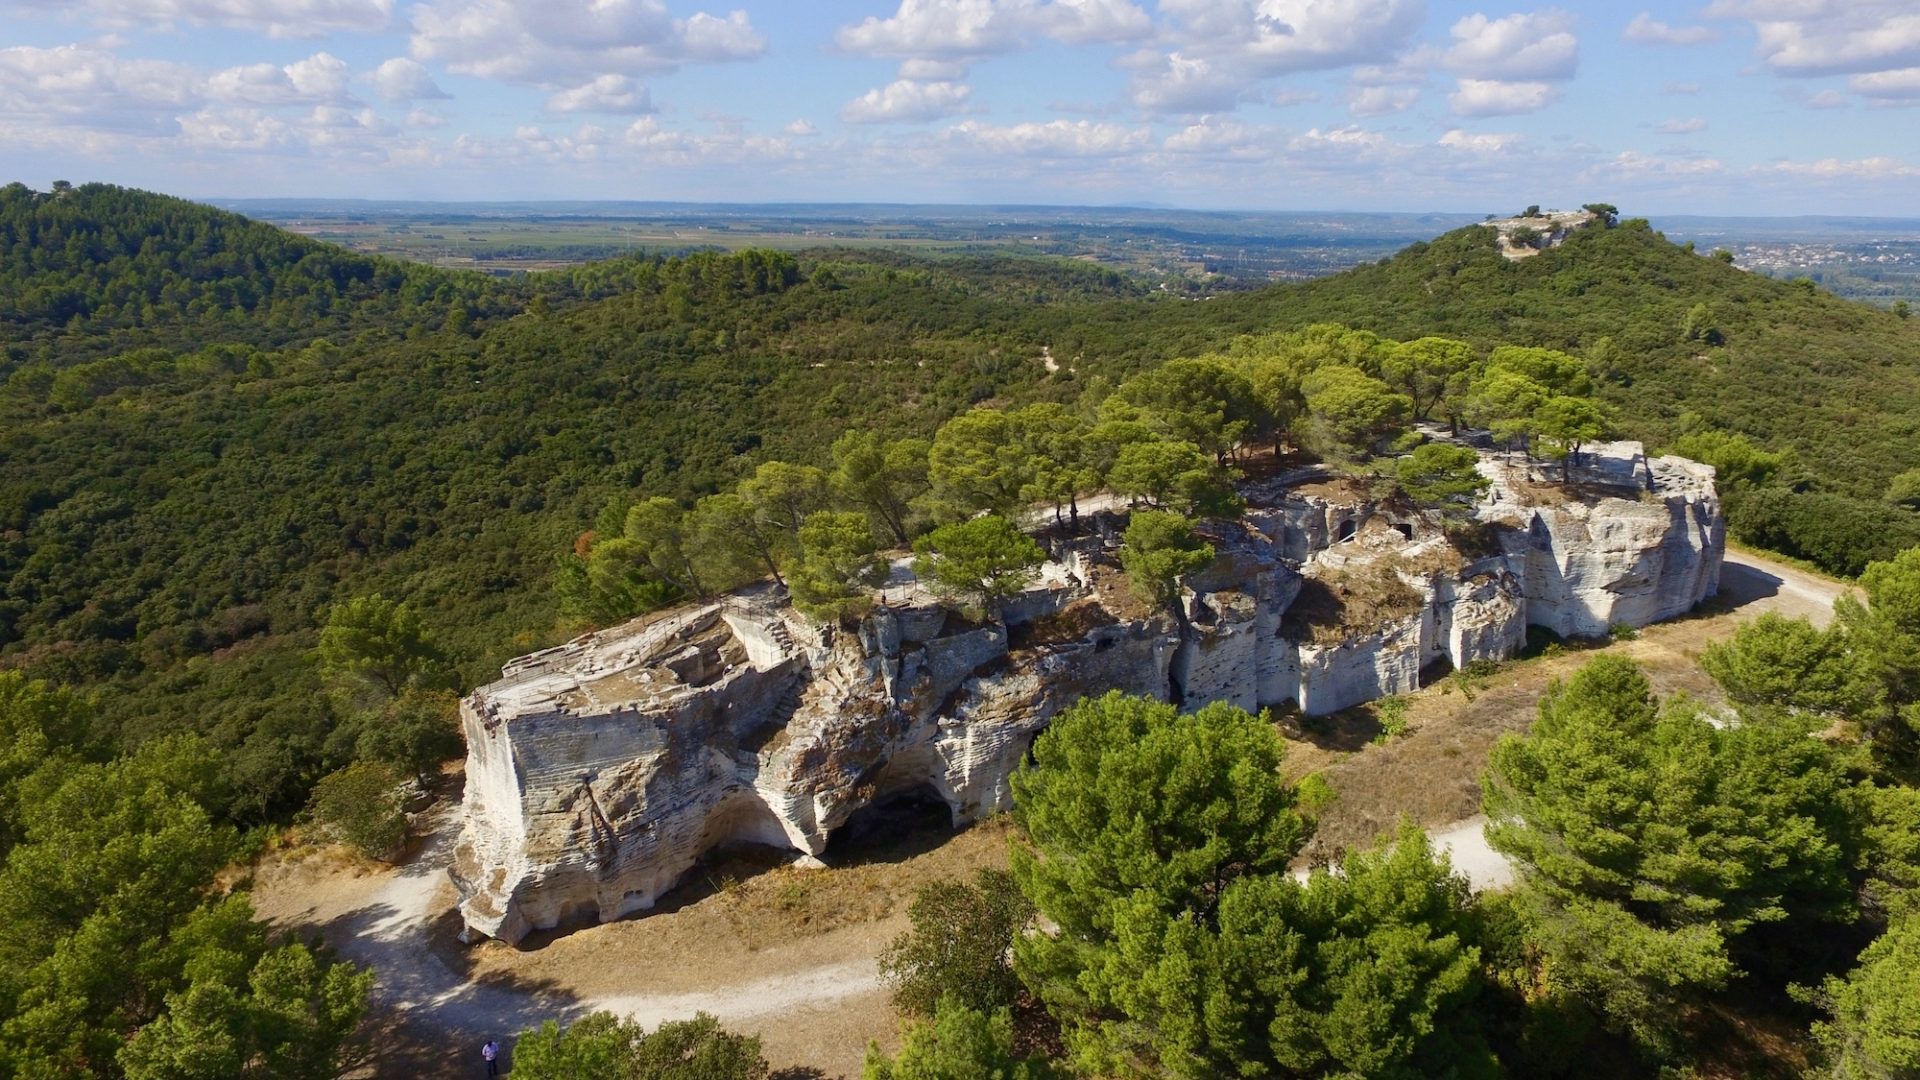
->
xmin=513 ymin=1011 xmax=769 ymax=1080
xmin=1374 ymin=695 xmax=1411 ymax=743
xmin=878 ymin=868 xmax=1034 ymax=1017
xmin=863 ymin=997 xmax=1059 ymax=1080
xmin=307 ymin=760 xmax=408 ymax=860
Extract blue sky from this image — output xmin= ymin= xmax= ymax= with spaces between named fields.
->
xmin=2 ymin=1 xmax=1916 ymax=214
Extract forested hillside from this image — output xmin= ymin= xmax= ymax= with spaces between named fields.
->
xmin=2 ymin=184 xmax=1919 ymax=1078
xmin=1 ymin=183 xmax=1917 ymax=818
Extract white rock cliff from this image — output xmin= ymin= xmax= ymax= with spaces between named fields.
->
xmin=451 ymin=442 xmax=1722 ymax=943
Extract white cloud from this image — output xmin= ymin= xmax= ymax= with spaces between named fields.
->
xmin=1118 ymin=1 xmax=1427 ymax=114
xmin=409 ymin=0 xmax=764 ymax=85
xmin=836 ymin=0 xmax=1150 ymax=60
xmin=0 ymin=43 xmax=197 ymax=132
xmin=5 ymin=0 xmax=392 ymax=37
xmin=1270 ymin=88 xmax=1319 ymax=106
xmin=1760 ymin=155 xmax=1920 ymax=179
xmin=1158 ymin=0 xmax=1426 ymax=76
xmin=1850 ymin=66 xmax=1920 ymax=100
xmin=1707 ymin=0 xmax=1920 ymax=77
xmin=177 ymin=106 xmax=287 ymax=149
xmin=899 ymin=57 xmax=970 ymax=80
xmin=1352 ymin=56 xmax=1433 ymax=86
xmin=784 ymin=118 xmax=818 ymax=136
xmin=1128 ymin=51 xmax=1243 ymax=112
xmin=368 ymin=57 xmax=448 ymax=103
xmin=1806 ymin=88 xmax=1849 ymax=108
xmin=842 ymin=79 xmax=971 ymax=123
xmin=1449 ymin=78 xmax=1560 ymax=116
xmin=1348 ymin=85 xmax=1418 ymax=116
xmin=1160 ymin=114 xmax=1272 ymax=160
xmin=1603 ymin=149 xmax=1723 ymax=176
xmin=404 ymin=106 xmax=448 ymax=127
xmin=1623 ymin=13 xmax=1718 ymax=46
xmin=1282 ymin=124 xmax=1404 ymax=170
xmin=548 ymin=74 xmax=654 ymax=114
xmin=207 ymin=51 xmax=353 ymax=106
xmin=1043 ymin=0 xmax=1154 ymax=46
xmin=1444 ymin=10 xmax=1579 ymax=81
xmin=1656 ymin=116 xmax=1707 ymax=133
xmin=1438 ymin=128 xmax=1518 ymax=153
xmin=942 ymin=118 xmax=1150 ymax=157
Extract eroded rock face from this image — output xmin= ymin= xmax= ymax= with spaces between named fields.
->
xmin=451 ymin=443 xmax=1722 ymax=943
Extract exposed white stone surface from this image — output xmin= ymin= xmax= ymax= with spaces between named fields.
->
xmin=451 ymin=443 xmax=1721 ymax=943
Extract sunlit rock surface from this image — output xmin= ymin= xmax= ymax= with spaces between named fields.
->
xmin=452 ymin=442 xmax=1721 ymax=943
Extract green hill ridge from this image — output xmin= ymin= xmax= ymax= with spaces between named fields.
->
xmin=1 ymin=183 xmax=1917 ymax=818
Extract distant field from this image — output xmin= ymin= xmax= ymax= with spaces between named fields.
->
xmin=224 ymin=201 xmax=1483 ymax=285
xmin=227 ymin=199 xmax=1920 ymax=304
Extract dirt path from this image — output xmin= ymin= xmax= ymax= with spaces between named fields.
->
xmin=254 ymin=807 xmax=1012 ymax=1078
xmin=254 ymin=547 xmax=1848 ymax=1078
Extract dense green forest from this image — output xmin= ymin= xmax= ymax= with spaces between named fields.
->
xmin=3 ymin=183 xmax=1918 ymax=816
xmin=1 ymin=182 xmax=1918 ymax=1075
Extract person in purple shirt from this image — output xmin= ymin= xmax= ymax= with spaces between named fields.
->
xmin=481 ymin=1039 xmax=500 ymax=1077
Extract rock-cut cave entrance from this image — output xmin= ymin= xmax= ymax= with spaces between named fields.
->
xmin=824 ymin=783 xmax=954 ymax=865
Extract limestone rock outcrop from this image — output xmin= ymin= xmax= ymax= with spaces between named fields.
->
xmin=451 ymin=442 xmax=1722 ymax=943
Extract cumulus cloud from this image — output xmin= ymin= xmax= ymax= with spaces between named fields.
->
xmin=177 ymin=106 xmax=287 ymax=149
xmin=898 ymin=57 xmax=970 ymax=80
xmin=1806 ymin=89 xmax=1849 ymax=108
xmin=1282 ymin=124 xmax=1403 ymax=170
xmin=5 ymin=0 xmax=393 ymax=37
xmin=1707 ymin=0 xmax=1920 ymax=77
xmin=1602 ymin=149 xmax=1723 ymax=176
xmin=1760 ymin=155 xmax=1920 ymax=179
xmin=1444 ymin=10 xmax=1579 ymax=81
xmin=207 ymin=51 xmax=354 ymax=106
xmin=1158 ymin=0 xmax=1426 ymax=76
xmin=1656 ymin=116 xmax=1707 ymax=133
xmin=836 ymin=0 xmax=1150 ymax=60
xmin=1438 ymin=128 xmax=1518 ymax=153
xmin=409 ymin=0 xmax=764 ymax=85
xmin=1125 ymin=0 xmax=1427 ymax=114
xmin=1623 ymin=13 xmax=1718 ymax=46
xmin=784 ymin=118 xmax=818 ymax=136
xmin=1348 ymin=85 xmax=1418 ymax=116
xmin=943 ymin=118 xmax=1150 ymax=157
xmin=547 ymin=74 xmax=654 ymax=114
xmin=842 ymin=79 xmax=971 ymax=123
xmin=0 ymin=43 xmax=198 ymax=132
xmin=1850 ymin=66 xmax=1920 ymax=100
xmin=1449 ymin=78 xmax=1560 ymax=116
xmin=1128 ymin=52 xmax=1244 ymax=112
xmin=368 ymin=57 xmax=448 ymax=103
xmin=1160 ymin=114 xmax=1272 ymax=159
xmin=0 ymin=41 xmax=454 ymax=168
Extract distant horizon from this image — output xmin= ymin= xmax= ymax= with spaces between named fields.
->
xmin=4 ymin=3 xmax=1917 ymax=216
xmin=203 ymin=195 xmax=1920 ymax=229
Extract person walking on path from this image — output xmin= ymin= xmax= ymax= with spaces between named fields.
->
xmin=482 ymin=1039 xmax=500 ymax=1077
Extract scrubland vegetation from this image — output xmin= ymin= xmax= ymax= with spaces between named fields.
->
xmin=2 ymin=182 xmax=1918 ymax=1076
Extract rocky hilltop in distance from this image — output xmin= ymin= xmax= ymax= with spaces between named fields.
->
xmin=451 ymin=441 xmax=1722 ymax=944
xmin=1484 ymin=207 xmax=1598 ymax=260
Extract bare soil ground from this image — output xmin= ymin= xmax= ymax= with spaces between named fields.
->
xmin=249 ymin=547 xmax=1846 ymax=1079
xmin=253 ymin=800 xmax=1015 ymax=1078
